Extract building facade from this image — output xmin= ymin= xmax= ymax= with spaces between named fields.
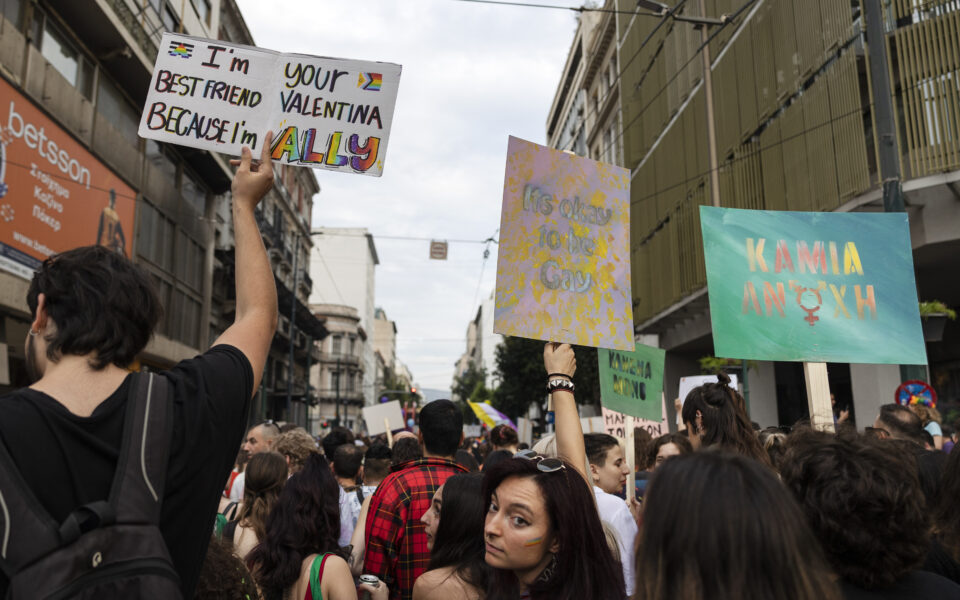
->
xmin=309 ymin=227 xmax=379 ymax=406
xmin=452 ymin=290 xmax=503 ymax=395
xmin=309 ymin=303 xmax=364 ymax=433
xmin=610 ymin=0 xmax=960 ymax=426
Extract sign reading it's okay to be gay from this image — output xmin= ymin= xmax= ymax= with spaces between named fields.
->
xmin=494 ymin=136 xmax=633 ymax=350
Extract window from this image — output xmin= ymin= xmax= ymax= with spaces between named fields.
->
xmin=0 ymin=0 xmax=24 ymax=30
xmin=137 ymin=200 xmax=175 ymax=271
xmin=96 ymin=76 xmax=139 ymax=148
xmin=182 ymin=171 xmax=207 ymax=216
xmin=192 ymin=0 xmax=211 ymax=25
xmin=330 ymin=369 xmax=340 ymax=392
xmin=349 ymin=336 xmax=356 ymax=356
xmin=162 ymin=5 xmax=180 ymax=32
xmin=39 ymin=18 xmax=94 ymax=99
xmin=146 ymin=140 xmax=177 ymax=182
xmin=331 ymin=334 xmax=342 ymax=355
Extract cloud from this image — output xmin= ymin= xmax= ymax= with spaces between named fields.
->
xmin=236 ymin=0 xmax=578 ymax=387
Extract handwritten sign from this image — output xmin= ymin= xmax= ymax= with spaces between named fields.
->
xmin=138 ymin=33 xmax=401 ymax=177
xmin=361 ymin=400 xmax=405 ymax=436
xmin=598 ymin=343 xmax=665 ymax=421
xmin=493 ymin=136 xmax=633 ymax=350
xmin=700 ymin=207 xmax=926 ymax=364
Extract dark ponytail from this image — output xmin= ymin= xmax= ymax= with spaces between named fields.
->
xmin=681 ymin=372 xmax=769 ymax=466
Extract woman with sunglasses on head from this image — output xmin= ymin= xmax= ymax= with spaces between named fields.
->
xmin=413 ymin=473 xmax=487 ymax=600
xmin=482 ymin=343 xmax=626 ymax=600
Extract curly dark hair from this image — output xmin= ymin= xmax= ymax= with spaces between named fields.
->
xmin=933 ymin=442 xmax=960 ymax=562
xmin=780 ymin=430 xmax=930 ymax=590
xmin=194 ymin=535 xmax=261 ymax=600
xmin=26 ymin=245 xmax=161 ymax=369
xmin=645 ymin=433 xmax=693 ymax=471
xmin=680 ymin=372 xmax=769 ymax=466
xmin=247 ymin=453 xmax=343 ymax=600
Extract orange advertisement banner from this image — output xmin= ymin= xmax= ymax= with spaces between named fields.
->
xmin=0 ymin=77 xmax=136 ymax=279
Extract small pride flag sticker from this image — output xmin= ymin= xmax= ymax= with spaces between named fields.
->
xmin=358 ymin=72 xmax=382 ymax=91
xmin=168 ymin=41 xmax=194 ymax=58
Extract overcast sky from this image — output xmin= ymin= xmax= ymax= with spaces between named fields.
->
xmin=236 ymin=0 xmax=580 ymax=390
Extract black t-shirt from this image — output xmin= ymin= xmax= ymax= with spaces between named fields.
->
xmin=0 ymin=344 xmax=252 ymax=597
xmin=840 ymin=570 xmax=960 ymax=599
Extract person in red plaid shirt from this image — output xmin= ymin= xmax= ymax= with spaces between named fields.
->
xmin=363 ymin=399 xmax=468 ymax=600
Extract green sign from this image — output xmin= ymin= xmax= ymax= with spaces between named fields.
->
xmin=699 ymin=206 xmax=927 ymax=364
xmin=598 ymin=343 xmax=665 ymax=421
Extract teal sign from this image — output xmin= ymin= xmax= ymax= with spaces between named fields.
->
xmin=699 ymin=207 xmax=926 ymax=364
xmin=598 ymin=343 xmax=665 ymax=421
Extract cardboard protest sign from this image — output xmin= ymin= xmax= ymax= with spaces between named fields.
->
xmin=494 ymin=136 xmax=633 ymax=350
xmin=700 ymin=207 xmax=926 ymax=364
xmin=602 ymin=408 xmax=628 ymax=438
xmin=676 ymin=374 xmax=738 ymax=425
xmin=361 ymin=400 xmax=404 ymax=436
xmin=580 ymin=416 xmax=605 ymax=434
xmin=139 ymin=33 xmax=401 ymax=177
xmin=598 ymin=343 xmax=665 ymax=421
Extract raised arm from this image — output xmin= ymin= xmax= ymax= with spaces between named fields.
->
xmin=213 ymin=133 xmax=279 ymax=392
xmin=543 ymin=343 xmax=588 ymax=484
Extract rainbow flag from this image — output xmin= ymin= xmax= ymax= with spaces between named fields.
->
xmin=468 ymin=401 xmax=516 ymax=430
xmin=168 ymin=41 xmax=194 ymax=58
xmin=358 ymin=72 xmax=382 ymax=91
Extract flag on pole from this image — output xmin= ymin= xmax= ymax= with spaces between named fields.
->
xmin=468 ymin=401 xmax=516 ymax=430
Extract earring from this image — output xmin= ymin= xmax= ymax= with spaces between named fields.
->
xmin=28 ymin=330 xmax=38 ymax=337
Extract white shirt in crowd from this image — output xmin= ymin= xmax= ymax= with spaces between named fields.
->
xmin=593 ymin=486 xmax=638 ymax=597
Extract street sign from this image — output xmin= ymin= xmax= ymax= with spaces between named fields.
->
xmin=429 ymin=240 xmax=448 ymax=260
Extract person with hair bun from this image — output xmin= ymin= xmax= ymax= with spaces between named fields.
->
xmin=680 ymin=373 xmax=769 ymax=465
xmin=489 ymin=425 xmax=519 ymax=454
xmin=226 ymin=451 xmax=288 ymax=559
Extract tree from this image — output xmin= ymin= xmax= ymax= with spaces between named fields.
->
xmin=451 ymin=363 xmax=489 ymax=425
xmin=492 ymin=337 xmax=601 ymax=424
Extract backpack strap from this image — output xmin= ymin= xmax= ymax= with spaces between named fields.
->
xmin=108 ymin=372 xmax=174 ymax=524
xmin=0 ymin=430 xmax=62 ymax=575
xmin=309 ymin=553 xmax=334 ymax=600
xmin=355 ymin=486 xmax=364 ymax=504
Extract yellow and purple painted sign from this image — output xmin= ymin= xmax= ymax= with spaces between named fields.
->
xmin=700 ymin=206 xmax=927 ymax=364
xmin=139 ymin=33 xmax=401 ymax=177
xmin=494 ymin=136 xmax=633 ymax=350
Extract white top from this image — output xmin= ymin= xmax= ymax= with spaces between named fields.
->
xmin=228 ymin=471 xmax=245 ymax=502
xmin=338 ymin=485 xmax=353 ymax=547
xmin=593 ymin=486 xmax=637 ymax=597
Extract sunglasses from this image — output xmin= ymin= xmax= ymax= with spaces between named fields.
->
xmin=262 ymin=419 xmax=281 ymax=433
xmin=516 ymin=449 xmax=566 ymax=473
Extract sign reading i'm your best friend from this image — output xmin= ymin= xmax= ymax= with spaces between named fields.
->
xmin=699 ymin=206 xmax=927 ymax=364
xmin=138 ymin=33 xmax=401 ymax=176
xmin=598 ymin=343 xmax=665 ymax=422
xmin=494 ymin=136 xmax=633 ymax=350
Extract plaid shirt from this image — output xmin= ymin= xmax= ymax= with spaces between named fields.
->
xmin=363 ymin=457 xmax=467 ymax=600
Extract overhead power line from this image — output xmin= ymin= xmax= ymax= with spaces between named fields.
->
xmin=436 ymin=0 xmax=664 ymax=16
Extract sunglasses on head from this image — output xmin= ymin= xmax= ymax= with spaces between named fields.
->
xmin=262 ymin=419 xmax=281 ymax=433
xmin=516 ymin=449 xmax=566 ymax=473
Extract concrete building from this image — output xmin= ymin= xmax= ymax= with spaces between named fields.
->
xmin=309 ymin=227 xmax=379 ymax=406
xmin=214 ymin=0 xmax=325 ymax=428
xmin=453 ymin=291 xmax=503 ymax=394
xmin=309 ymin=303 xmax=364 ymax=433
xmin=546 ymin=1 xmax=623 ymax=167
xmin=373 ymin=306 xmax=397 ymax=375
xmin=607 ymin=0 xmax=960 ymax=427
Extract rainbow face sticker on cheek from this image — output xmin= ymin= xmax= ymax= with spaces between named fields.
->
xmin=523 ymin=536 xmax=543 ymax=547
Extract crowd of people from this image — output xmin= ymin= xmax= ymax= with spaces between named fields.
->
xmin=2 ymin=138 xmax=958 ymax=599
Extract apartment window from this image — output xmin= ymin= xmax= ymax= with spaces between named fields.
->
xmin=0 ymin=0 xmax=24 ymax=30
xmin=96 ymin=76 xmax=139 ymax=148
xmin=182 ymin=170 xmax=207 ymax=216
xmin=162 ymin=4 xmax=180 ymax=32
xmin=175 ymin=230 xmax=204 ymax=292
xmin=39 ymin=18 xmax=94 ymax=99
xmin=330 ymin=369 xmax=340 ymax=392
xmin=349 ymin=336 xmax=356 ymax=356
xmin=137 ymin=200 xmax=175 ymax=271
xmin=331 ymin=334 xmax=342 ymax=355
xmin=192 ymin=0 xmax=211 ymax=25
xmin=146 ymin=140 xmax=177 ymax=182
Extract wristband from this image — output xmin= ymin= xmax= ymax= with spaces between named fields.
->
xmin=547 ymin=379 xmax=575 ymax=394
xmin=546 ymin=373 xmax=573 ymax=380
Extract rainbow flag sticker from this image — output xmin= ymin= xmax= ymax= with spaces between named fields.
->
xmin=358 ymin=72 xmax=382 ymax=91
xmin=168 ymin=41 xmax=194 ymax=59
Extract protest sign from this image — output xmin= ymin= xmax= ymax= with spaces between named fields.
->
xmin=580 ymin=416 xmax=605 ymax=434
xmin=463 ymin=424 xmax=483 ymax=438
xmin=598 ymin=343 xmax=665 ymax=421
xmin=139 ymin=33 xmax=401 ymax=177
xmin=493 ymin=136 xmax=633 ymax=350
xmin=633 ymin=395 xmax=670 ymax=438
xmin=517 ymin=417 xmax=533 ymax=446
xmin=699 ymin=207 xmax=926 ymax=364
xmin=362 ymin=400 xmax=404 ymax=436
xmin=602 ymin=407 xmax=629 ymax=438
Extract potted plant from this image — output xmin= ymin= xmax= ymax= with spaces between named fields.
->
xmin=698 ymin=356 xmax=757 ymax=374
xmin=919 ymin=301 xmax=957 ymax=342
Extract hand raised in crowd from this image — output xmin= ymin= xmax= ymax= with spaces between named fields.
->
xmin=230 ymin=130 xmax=275 ymax=209
xmin=544 ymin=342 xmax=576 ymax=380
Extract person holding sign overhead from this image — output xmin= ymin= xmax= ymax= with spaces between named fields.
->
xmin=481 ymin=343 xmax=626 ymax=600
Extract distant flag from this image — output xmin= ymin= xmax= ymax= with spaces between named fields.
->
xmin=357 ymin=72 xmax=382 ymax=91
xmin=168 ymin=41 xmax=194 ymax=58
xmin=468 ymin=401 xmax=516 ymax=430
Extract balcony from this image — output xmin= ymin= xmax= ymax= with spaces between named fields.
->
xmin=318 ymin=352 xmax=361 ymax=366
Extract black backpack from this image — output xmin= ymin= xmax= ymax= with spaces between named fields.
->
xmin=0 ymin=372 xmax=184 ymax=599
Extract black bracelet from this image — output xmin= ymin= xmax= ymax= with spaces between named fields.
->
xmin=546 ymin=372 xmax=572 ymax=380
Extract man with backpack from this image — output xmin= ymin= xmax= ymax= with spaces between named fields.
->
xmin=0 ymin=136 xmax=278 ymax=598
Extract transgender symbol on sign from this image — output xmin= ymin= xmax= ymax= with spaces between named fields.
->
xmin=789 ymin=281 xmax=826 ymax=326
